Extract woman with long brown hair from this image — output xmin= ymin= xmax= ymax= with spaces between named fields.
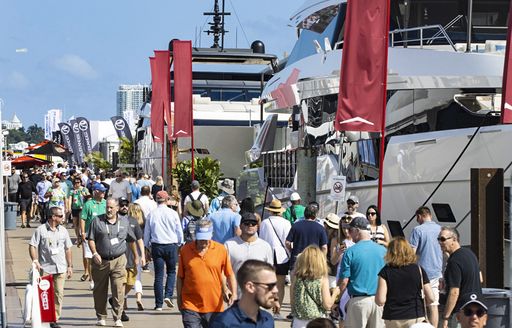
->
xmin=375 ymin=237 xmax=435 ymax=328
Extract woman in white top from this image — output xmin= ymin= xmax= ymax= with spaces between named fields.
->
xmin=259 ymin=199 xmax=291 ymax=319
xmin=366 ymin=205 xmax=390 ymax=247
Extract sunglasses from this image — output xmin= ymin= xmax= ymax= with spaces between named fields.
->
xmin=120 ymin=204 xmax=129 ymax=207
xmin=252 ymin=281 xmax=277 ymax=291
xmin=463 ymin=308 xmax=487 ymax=318
xmin=347 ymin=201 xmax=356 ymax=205
xmin=242 ymin=221 xmax=258 ymax=227
xmin=367 ymin=212 xmax=377 ymax=216
xmin=53 ymin=214 xmax=64 ymax=218
xmin=437 ymin=236 xmax=453 ymax=242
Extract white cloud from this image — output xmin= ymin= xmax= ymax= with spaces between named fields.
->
xmin=7 ymin=71 xmax=30 ymax=89
xmin=53 ymin=54 xmax=98 ymax=79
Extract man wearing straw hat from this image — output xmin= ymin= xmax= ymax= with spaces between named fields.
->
xmin=259 ymin=199 xmax=291 ymax=319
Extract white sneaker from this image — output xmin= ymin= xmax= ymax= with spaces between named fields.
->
xmin=114 ymin=319 xmax=123 ymax=327
xmin=96 ymin=319 xmax=106 ymax=326
xmin=164 ymin=298 xmax=174 ymax=308
xmin=89 ymin=281 xmax=95 ymax=290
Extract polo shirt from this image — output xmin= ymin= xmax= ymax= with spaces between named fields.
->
xmin=210 ymin=302 xmax=274 ymax=328
xmin=29 ymin=223 xmax=73 ymax=274
xmin=81 ymin=198 xmax=106 ymax=232
xmin=178 ymin=240 xmax=234 ymax=313
xmin=338 ymin=239 xmax=386 ymax=296
xmin=87 ymin=215 xmax=135 ymax=260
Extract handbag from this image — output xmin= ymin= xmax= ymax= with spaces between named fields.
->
xmin=418 ymin=265 xmax=431 ymax=325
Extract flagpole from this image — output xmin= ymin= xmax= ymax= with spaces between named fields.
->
xmin=191 ymin=113 xmax=195 ymax=181
xmin=377 ymin=0 xmax=391 ymax=212
xmin=162 ymin=102 xmax=165 ymax=176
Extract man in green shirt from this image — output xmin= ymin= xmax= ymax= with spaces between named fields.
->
xmin=282 ymin=192 xmax=305 ymax=224
xmin=80 ymin=182 xmax=107 ymax=288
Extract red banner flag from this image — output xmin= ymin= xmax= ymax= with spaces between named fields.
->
xmin=150 ymin=57 xmax=164 ymax=143
xmin=155 ymin=50 xmax=173 ymax=140
xmin=38 ymin=275 xmax=56 ymax=323
xmin=335 ymin=0 xmax=390 ymax=132
xmin=501 ymin=4 xmax=512 ymax=124
xmin=173 ymin=40 xmax=193 ymax=138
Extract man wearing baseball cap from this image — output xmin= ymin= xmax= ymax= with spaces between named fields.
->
xmin=177 ymin=219 xmax=237 ymax=327
xmin=283 ymin=192 xmax=305 ymax=224
xmin=339 ymin=216 xmax=387 ymax=328
xmin=341 ymin=195 xmax=365 ymax=219
xmin=456 ymin=293 xmax=488 ymax=328
xmin=144 ymin=190 xmax=183 ymax=310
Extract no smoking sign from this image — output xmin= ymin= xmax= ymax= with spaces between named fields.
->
xmin=330 ymin=176 xmax=346 ymax=202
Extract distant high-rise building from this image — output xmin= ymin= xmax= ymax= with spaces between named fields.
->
xmin=116 ymin=84 xmax=148 ymax=122
xmin=44 ymin=109 xmax=62 ymax=139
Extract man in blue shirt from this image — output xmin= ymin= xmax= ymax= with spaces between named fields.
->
xmin=207 ymin=195 xmax=241 ymax=244
xmin=210 ymin=260 xmax=276 ymax=328
xmin=409 ymin=206 xmax=443 ymax=327
xmin=144 ymin=190 xmax=183 ymax=310
xmin=338 ymin=217 xmax=386 ymax=328
xmin=285 ymin=204 xmax=328 ymax=270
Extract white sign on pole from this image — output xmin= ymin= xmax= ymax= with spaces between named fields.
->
xmin=329 ymin=175 xmax=346 ymax=202
xmin=1 ymin=161 xmax=11 ymax=176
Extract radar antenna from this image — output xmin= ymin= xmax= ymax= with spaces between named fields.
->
xmin=203 ymin=0 xmax=231 ymax=49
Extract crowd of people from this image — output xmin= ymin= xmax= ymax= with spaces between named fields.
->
xmin=20 ymin=164 xmax=490 ymax=328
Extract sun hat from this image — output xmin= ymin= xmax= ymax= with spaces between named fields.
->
xmin=264 ymin=199 xmax=285 ymax=214
xmin=217 ymin=179 xmax=235 ymax=195
xmin=325 ymin=213 xmax=341 ymax=229
xmin=195 ymin=221 xmax=213 ymax=240
xmin=186 ymin=200 xmax=205 ymax=218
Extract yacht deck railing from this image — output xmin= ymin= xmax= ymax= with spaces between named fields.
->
xmin=390 ymin=24 xmax=457 ymax=51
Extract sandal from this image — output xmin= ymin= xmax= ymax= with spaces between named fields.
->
xmin=136 ymin=301 xmax=144 ymax=311
xmin=80 ymin=274 xmax=89 ymax=282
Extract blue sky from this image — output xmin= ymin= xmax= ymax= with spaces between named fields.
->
xmin=0 ymin=0 xmax=298 ymax=127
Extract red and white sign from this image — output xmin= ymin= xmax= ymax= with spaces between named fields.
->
xmin=38 ymin=275 xmax=56 ymax=323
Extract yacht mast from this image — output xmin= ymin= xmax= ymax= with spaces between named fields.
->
xmin=203 ymin=0 xmax=231 ymax=49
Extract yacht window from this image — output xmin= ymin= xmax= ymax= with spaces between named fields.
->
xmin=453 ymin=93 xmax=502 ymax=114
xmin=299 ymin=5 xmax=340 ymax=34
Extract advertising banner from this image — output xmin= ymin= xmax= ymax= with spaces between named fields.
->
xmin=58 ymin=122 xmax=75 ymax=165
xmin=76 ymin=117 xmax=93 ymax=154
xmin=110 ymin=116 xmax=133 ymax=142
xmin=70 ymin=119 xmax=85 ymax=164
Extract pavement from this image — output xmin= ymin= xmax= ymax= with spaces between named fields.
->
xmin=4 ymin=216 xmax=292 ymax=327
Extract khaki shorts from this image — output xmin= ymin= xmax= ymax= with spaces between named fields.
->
xmin=429 ymin=277 xmax=440 ymax=306
xmin=124 ymin=268 xmax=137 ymax=286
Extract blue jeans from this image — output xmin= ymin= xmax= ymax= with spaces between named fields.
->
xmin=181 ymin=310 xmax=215 ymax=328
xmin=151 ymin=243 xmax=178 ymax=307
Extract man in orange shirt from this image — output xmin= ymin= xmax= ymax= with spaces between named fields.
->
xmin=177 ymin=219 xmax=237 ymax=328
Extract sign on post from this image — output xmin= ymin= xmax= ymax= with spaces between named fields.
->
xmin=329 ymin=175 xmax=346 ymax=202
xmin=2 ymin=161 xmax=11 ymax=176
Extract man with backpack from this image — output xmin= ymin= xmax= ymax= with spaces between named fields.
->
xmin=183 ymin=180 xmax=209 ymax=217
xmin=182 ymin=200 xmax=206 ymax=243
